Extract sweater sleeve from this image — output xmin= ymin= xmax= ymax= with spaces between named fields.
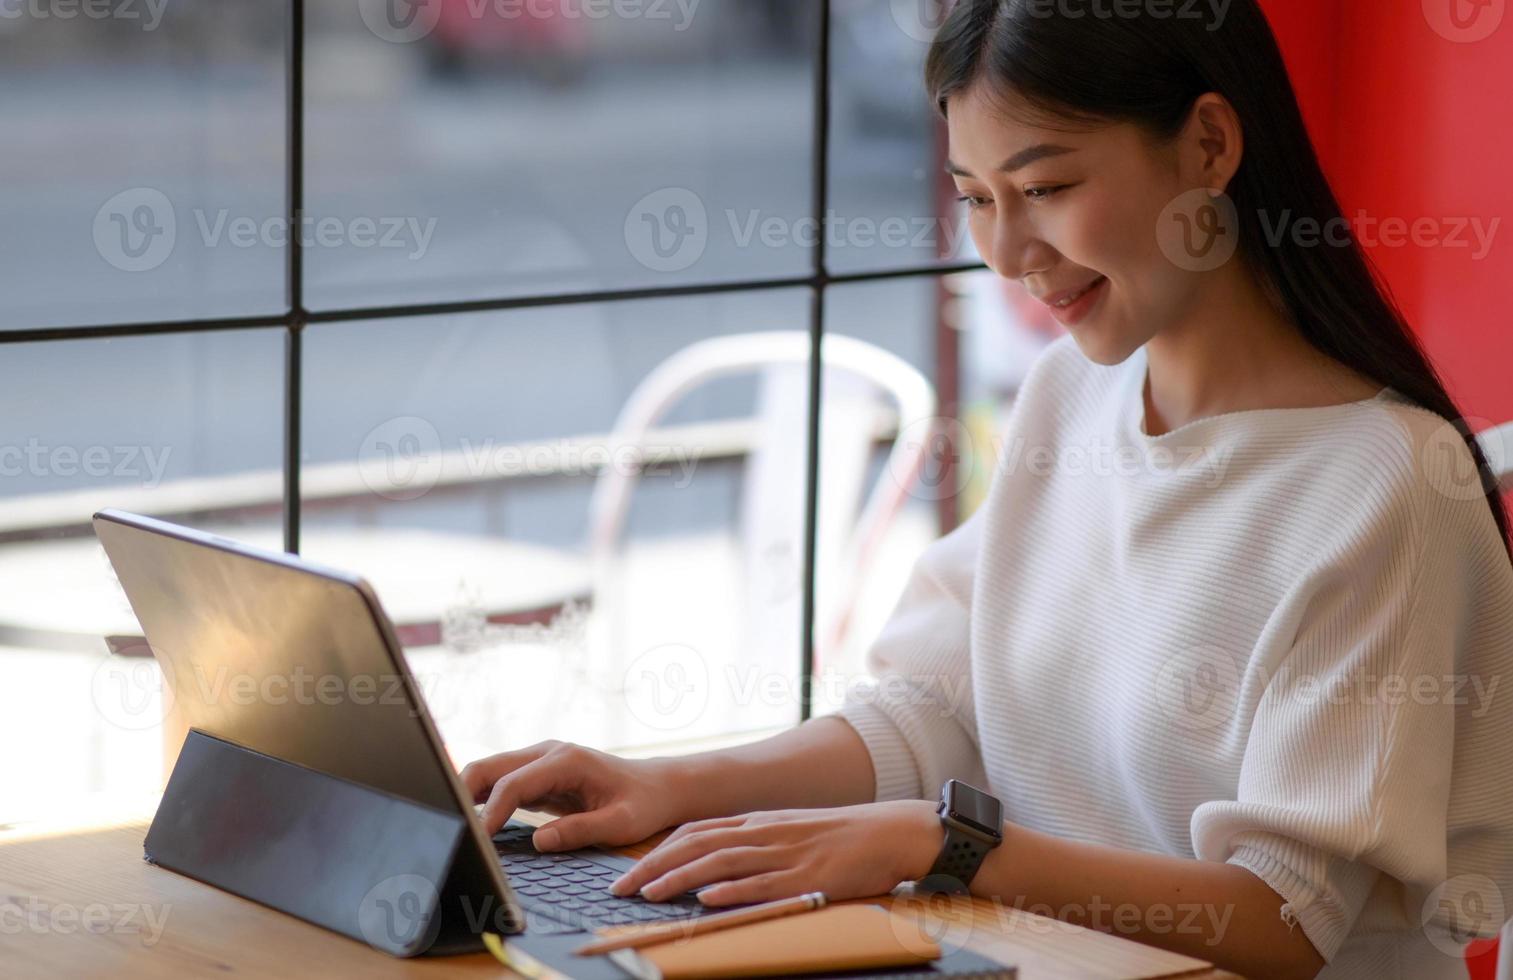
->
xmin=1190 ymin=421 xmax=1513 ymax=964
xmin=831 ymin=507 xmax=988 ymax=803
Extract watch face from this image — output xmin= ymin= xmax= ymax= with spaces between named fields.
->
xmin=946 ymin=781 xmax=1003 ymax=838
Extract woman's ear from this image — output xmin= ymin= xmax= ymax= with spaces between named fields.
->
xmin=1182 ymin=92 xmax=1245 ymax=196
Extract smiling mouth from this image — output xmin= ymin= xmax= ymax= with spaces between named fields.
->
xmin=1046 ymin=276 xmax=1107 ymax=308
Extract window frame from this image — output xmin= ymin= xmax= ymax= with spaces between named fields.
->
xmin=0 ymin=0 xmax=986 ymax=722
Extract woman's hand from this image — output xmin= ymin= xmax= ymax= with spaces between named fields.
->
xmin=607 ymin=800 xmax=944 ymax=906
xmin=459 ymin=740 xmax=688 ymax=850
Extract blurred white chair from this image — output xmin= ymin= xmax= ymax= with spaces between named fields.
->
xmin=1479 ymin=421 xmax=1513 ymax=493
xmin=587 ymin=331 xmax=937 ymax=680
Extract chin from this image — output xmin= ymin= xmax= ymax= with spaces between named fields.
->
xmin=1064 ymin=322 xmax=1141 ymax=368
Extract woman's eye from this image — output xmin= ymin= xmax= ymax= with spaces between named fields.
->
xmin=956 ymin=194 xmax=992 ymax=211
xmin=1023 ymin=185 xmax=1067 ymax=201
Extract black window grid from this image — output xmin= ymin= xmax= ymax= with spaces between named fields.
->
xmin=0 ymin=0 xmax=987 ymax=722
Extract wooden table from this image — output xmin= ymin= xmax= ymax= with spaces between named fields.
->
xmin=0 ymin=815 xmax=1241 ymax=980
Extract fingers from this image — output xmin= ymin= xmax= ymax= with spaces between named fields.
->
xmin=695 ymin=870 xmax=805 ymax=907
xmin=635 ymin=846 xmax=778 ymax=902
xmin=533 ymin=803 xmax=634 ymax=852
xmin=458 ymin=740 xmax=562 ymax=803
xmin=648 ymin=815 xmax=747 ymax=851
xmin=609 ymin=824 xmax=757 ymax=897
xmin=478 ymin=755 xmax=576 ymax=834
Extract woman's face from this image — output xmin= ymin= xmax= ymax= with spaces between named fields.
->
xmin=946 ymin=81 xmax=1204 ymax=366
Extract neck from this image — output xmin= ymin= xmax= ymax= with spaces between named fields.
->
xmin=1141 ymin=264 xmax=1330 ymax=435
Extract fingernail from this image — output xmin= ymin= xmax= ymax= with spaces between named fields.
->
xmin=609 ymin=876 xmax=630 ymax=895
xmin=534 ymin=827 xmax=560 ymax=850
xmin=640 ymin=883 xmax=663 ymax=901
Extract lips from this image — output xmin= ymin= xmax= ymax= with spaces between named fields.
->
xmin=1037 ymin=275 xmax=1107 ymax=309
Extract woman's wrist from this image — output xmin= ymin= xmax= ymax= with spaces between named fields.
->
xmin=642 ymin=751 xmax=736 ymax=826
xmin=892 ymin=798 xmax=948 ymax=884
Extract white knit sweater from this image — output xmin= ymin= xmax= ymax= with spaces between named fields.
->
xmin=835 ymin=335 xmax=1513 ymax=978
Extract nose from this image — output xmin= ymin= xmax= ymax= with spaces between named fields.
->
xmin=982 ymin=208 xmax=1053 ymax=283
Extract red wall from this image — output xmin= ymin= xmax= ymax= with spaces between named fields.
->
xmin=1261 ymin=0 xmax=1513 ymax=431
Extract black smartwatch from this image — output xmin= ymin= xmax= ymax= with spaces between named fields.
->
xmin=916 ymin=779 xmax=1004 ymax=895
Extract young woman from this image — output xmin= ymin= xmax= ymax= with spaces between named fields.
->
xmin=461 ymin=2 xmax=1513 ymax=977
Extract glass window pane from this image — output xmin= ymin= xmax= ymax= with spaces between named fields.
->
xmin=828 ymin=0 xmax=972 ymax=274
xmin=301 ymin=290 xmax=811 ymax=763
xmin=304 ymin=2 xmax=820 ymax=311
xmin=0 ymin=6 xmax=287 ymax=330
xmin=0 ymin=329 xmax=285 ymax=825
xmin=812 ymin=272 xmax=1061 ymax=711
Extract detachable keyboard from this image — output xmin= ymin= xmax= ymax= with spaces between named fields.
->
xmin=493 ymin=819 xmax=723 ymax=935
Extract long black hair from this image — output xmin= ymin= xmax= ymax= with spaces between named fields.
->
xmin=925 ymin=0 xmax=1511 ymax=558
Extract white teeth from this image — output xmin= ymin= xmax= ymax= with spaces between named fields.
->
xmin=1055 ymin=278 xmax=1102 ymax=307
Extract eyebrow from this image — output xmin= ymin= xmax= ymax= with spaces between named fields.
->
xmin=944 ymin=143 xmax=1077 ymax=177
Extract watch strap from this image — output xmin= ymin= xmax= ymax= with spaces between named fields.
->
xmin=919 ymin=823 xmax=994 ymax=895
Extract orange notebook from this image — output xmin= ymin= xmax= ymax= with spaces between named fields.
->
xmin=604 ymin=903 xmax=941 ymax=980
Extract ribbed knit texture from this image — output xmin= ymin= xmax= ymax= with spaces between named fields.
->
xmin=835 ymin=335 xmax=1513 ymax=979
